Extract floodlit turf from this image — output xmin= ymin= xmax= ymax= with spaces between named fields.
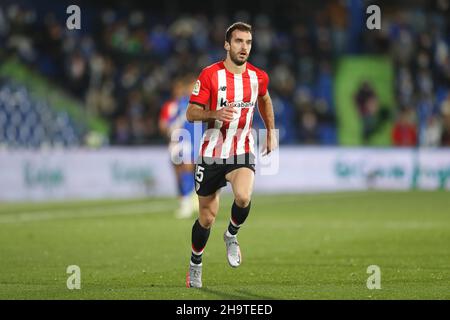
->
xmin=0 ymin=191 xmax=449 ymax=300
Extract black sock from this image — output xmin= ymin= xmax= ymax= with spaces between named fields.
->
xmin=191 ymin=219 xmax=210 ymax=265
xmin=227 ymin=201 xmax=251 ymax=236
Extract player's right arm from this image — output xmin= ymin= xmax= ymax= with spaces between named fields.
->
xmin=186 ymin=104 xmax=236 ymax=123
xmin=186 ymin=68 xmax=236 ymax=123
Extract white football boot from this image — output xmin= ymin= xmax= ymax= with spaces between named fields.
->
xmin=186 ymin=262 xmax=202 ymax=288
xmin=223 ymin=232 xmax=242 ymax=268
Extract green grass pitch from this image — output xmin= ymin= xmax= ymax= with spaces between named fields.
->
xmin=0 ymin=191 xmax=449 ymax=300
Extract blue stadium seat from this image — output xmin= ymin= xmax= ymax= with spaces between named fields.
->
xmin=0 ymin=81 xmax=83 ymax=148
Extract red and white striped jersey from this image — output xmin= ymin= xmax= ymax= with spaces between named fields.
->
xmin=189 ymin=61 xmax=269 ymax=158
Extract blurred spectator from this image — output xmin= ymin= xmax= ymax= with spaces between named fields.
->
xmin=423 ymin=115 xmax=442 ymax=147
xmin=391 ymin=108 xmax=417 ymax=147
xmin=440 ymin=94 xmax=450 ymax=146
xmin=298 ymin=111 xmax=319 ymax=144
xmin=354 ymin=81 xmax=391 ymax=144
xmin=65 ymin=51 xmax=89 ymax=98
xmin=111 ymin=115 xmax=131 ymax=145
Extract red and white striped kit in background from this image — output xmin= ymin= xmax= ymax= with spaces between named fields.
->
xmin=189 ymin=61 xmax=269 ymax=158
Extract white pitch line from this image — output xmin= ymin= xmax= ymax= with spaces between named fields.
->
xmin=0 ymin=202 xmax=175 ymax=224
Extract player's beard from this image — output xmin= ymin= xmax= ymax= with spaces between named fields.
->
xmin=229 ymin=50 xmax=248 ymax=66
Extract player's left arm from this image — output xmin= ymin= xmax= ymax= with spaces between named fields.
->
xmin=257 ymin=91 xmax=278 ymax=156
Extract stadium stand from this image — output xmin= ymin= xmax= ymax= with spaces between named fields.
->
xmin=0 ymin=0 xmax=449 ymax=147
xmin=0 ymin=78 xmax=82 ymax=148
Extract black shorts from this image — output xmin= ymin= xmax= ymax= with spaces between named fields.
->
xmin=194 ymin=153 xmax=256 ymax=196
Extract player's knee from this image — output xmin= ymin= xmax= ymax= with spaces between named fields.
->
xmin=200 ymin=215 xmax=215 ymax=228
xmin=199 ymin=208 xmax=216 ymax=228
xmin=234 ymin=192 xmax=251 ymax=208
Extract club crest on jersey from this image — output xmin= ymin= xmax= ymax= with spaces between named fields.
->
xmin=219 ymin=86 xmax=227 ymax=91
xmin=192 ymin=80 xmax=201 ymax=95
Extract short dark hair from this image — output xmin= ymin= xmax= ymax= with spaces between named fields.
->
xmin=225 ymin=22 xmax=252 ymax=43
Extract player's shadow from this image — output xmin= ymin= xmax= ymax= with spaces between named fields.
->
xmin=200 ymin=287 xmax=276 ymax=300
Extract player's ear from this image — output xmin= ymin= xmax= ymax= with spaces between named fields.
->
xmin=224 ymin=41 xmax=230 ymax=51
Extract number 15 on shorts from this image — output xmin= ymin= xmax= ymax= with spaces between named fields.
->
xmin=195 ymin=165 xmax=204 ymax=192
xmin=195 ymin=165 xmax=205 ymax=182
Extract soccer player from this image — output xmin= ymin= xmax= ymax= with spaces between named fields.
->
xmin=159 ymin=75 xmax=200 ymax=219
xmin=185 ymin=22 xmax=277 ymax=288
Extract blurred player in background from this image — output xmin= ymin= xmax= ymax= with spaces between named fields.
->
xmin=159 ymin=75 xmax=200 ymax=219
xmin=185 ymin=22 xmax=277 ymax=288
